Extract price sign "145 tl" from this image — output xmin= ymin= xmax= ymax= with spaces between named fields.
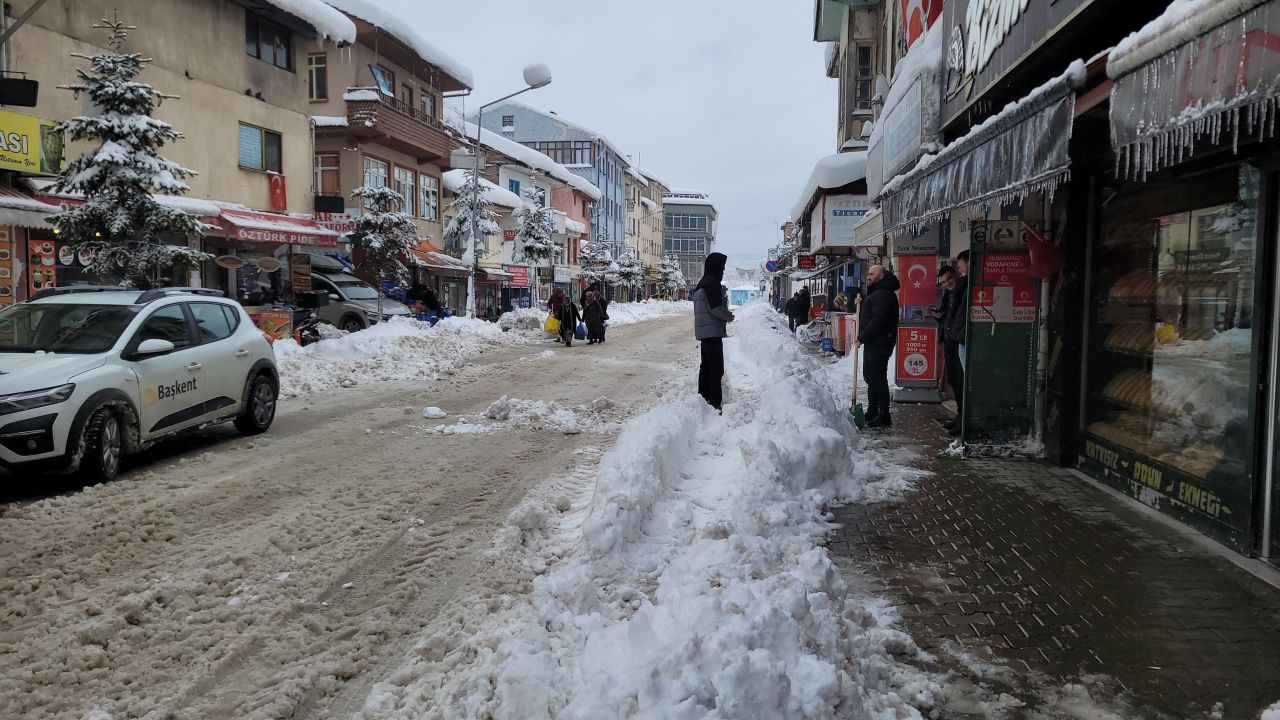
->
xmin=895 ymin=325 xmax=938 ymax=384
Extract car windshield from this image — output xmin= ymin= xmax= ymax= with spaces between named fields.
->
xmin=0 ymin=303 xmax=140 ymax=354
xmin=336 ymin=281 xmax=380 ymax=300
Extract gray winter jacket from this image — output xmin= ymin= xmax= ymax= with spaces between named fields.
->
xmin=693 ymin=286 xmax=735 ymax=340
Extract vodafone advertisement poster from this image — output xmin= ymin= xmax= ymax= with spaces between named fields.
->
xmin=970 ymin=252 xmax=1036 ymax=323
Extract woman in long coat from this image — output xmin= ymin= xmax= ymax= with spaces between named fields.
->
xmin=582 ymin=291 xmax=606 ymax=344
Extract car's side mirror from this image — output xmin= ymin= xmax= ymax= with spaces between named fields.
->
xmin=136 ymin=338 xmax=176 ymax=356
xmin=328 ymin=293 xmax=341 ymax=301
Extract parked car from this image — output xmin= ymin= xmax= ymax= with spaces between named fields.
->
xmin=0 ymin=286 xmax=279 ymax=482
xmin=309 ymin=272 xmax=410 ymax=333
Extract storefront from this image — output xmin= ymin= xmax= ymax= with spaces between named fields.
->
xmin=206 ymin=208 xmax=341 ymax=303
xmin=1072 ymin=0 xmax=1280 ymax=557
xmin=500 ymin=264 xmax=531 ymax=312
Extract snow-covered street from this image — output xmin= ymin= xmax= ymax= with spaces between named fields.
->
xmin=0 ymin=307 xmax=934 ymax=720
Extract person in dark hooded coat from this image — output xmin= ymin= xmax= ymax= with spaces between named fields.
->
xmin=582 ymin=291 xmax=607 ymax=344
xmin=693 ymin=252 xmax=734 ymax=410
xmin=857 ymin=264 xmax=900 ymax=428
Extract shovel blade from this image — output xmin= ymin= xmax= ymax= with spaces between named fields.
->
xmin=852 ymin=402 xmax=866 ymax=429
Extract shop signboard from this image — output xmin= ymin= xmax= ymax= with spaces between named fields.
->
xmin=504 ymin=230 xmax=517 ymax=241
xmin=314 ymin=212 xmax=357 ymax=233
xmin=254 ymin=307 xmax=293 ymax=341
xmin=969 ymin=251 xmax=1035 ymax=323
xmin=502 ymin=264 xmax=529 ymax=287
xmin=815 ymin=194 xmax=871 ymax=251
xmin=1078 ymin=434 xmax=1248 ymax=552
xmin=797 ymin=254 xmax=816 ymax=269
xmin=891 ymin=223 xmax=941 ymax=254
xmin=0 ymin=108 xmax=64 ymax=174
xmin=554 ymin=266 xmax=572 ymax=283
xmin=941 ymin=0 xmax=1093 ymax=129
xmin=896 ymin=325 xmax=939 ymax=383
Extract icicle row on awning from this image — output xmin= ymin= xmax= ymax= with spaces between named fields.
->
xmin=1109 ymin=0 xmax=1280 ymax=179
xmin=877 ymin=63 xmax=1082 ymax=236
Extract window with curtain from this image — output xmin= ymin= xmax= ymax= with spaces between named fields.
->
xmin=394 ymin=167 xmax=416 ymax=215
xmin=419 ymin=174 xmax=439 ymax=220
xmin=307 ymin=53 xmax=327 ymax=100
xmin=314 ymin=153 xmax=339 ymax=195
xmin=238 ymin=123 xmax=281 ymax=172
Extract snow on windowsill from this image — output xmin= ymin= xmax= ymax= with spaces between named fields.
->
xmin=343 ymin=88 xmax=384 ymax=102
xmin=312 ymin=115 xmax=349 ymax=127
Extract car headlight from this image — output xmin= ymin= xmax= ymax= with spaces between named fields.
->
xmin=0 ymin=383 xmax=76 ymax=416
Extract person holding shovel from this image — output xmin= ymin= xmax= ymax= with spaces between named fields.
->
xmin=857 ymin=264 xmax=900 ymax=429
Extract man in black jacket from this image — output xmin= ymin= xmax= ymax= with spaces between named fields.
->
xmin=942 ymin=251 xmax=970 ymax=435
xmin=857 ymin=264 xmax=900 ymax=428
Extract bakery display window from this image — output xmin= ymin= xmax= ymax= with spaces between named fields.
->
xmin=1084 ymin=165 xmax=1259 ymax=538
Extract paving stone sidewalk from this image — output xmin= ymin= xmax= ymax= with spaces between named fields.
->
xmin=830 ymin=403 xmax=1280 ymax=720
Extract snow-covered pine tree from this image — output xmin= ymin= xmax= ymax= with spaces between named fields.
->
xmin=578 ymin=237 xmax=612 ymax=286
xmin=658 ymin=253 xmax=687 ymax=297
xmin=350 ymin=186 xmax=417 ymax=319
xmin=49 ymin=18 xmax=205 ymax=288
xmin=443 ymin=169 xmax=500 ymax=318
xmin=613 ymin=249 xmax=645 ymax=291
xmin=515 ymin=187 xmax=556 ymax=306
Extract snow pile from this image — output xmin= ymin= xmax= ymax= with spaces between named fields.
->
xmin=422 ymin=407 xmax=447 ymax=419
xmin=486 ymin=396 xmax=581 ymax=434
xmin=324 ymin=0 xmax=473 ymax=88
xmin=273 ymin=316 xmax=525 ymax=397
xmin=358 ymin=304 xmax=933 ymax=719
xmin=1262 ymin=700 xmax=1280 ymax=720
xmin=497 ymin=307 xmax=549 ymax=331
xmin=602 ymin=299 xmax=692 ymax=325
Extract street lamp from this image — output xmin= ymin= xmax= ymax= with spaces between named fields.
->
xmin=466 ymin=63 xmax=552 ymax=319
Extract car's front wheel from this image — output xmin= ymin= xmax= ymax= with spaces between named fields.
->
xmin=235 ymin=373 xmax=277 ymax=435
xmin=79 ymin=407 xmax=123 ymax=483
xmin=340 ymin=314 xmax=366 ymax=333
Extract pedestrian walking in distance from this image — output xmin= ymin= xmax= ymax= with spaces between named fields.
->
xmin=586 ymin=281 xmax=610 ymax=343
xmin=582 ymin=291 xmax=607 ymax=344
xmin=857 ymin=264 xmax=900 ymax=428
xmin=693 ymin=252 xmax=734 ymax=411
xmin=785 ymin=292 xmax=801 ymax=333
xmin=797 ymin=286 xmax=812 ymax=326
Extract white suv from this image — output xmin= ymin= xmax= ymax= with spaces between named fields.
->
xmin=0 ymin=287 xmax=279 ymax=482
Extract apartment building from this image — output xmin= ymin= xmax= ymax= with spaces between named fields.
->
xmin=627 ymin=167 xmax=667 ymax=296
xmin=662 ymin=189 xmax=717 ymax=282
xmin=0 ymin=0 xmax=354 ymax=302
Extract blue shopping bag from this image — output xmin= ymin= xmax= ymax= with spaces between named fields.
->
xmin=575 ymin=322 xmax=586 ymax=340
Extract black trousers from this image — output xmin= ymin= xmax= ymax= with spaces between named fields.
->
xmin=945 ymin=342 xmax=964 ymax=415
xmin=699 ymin=337 xmax=724 ymax=409
xmin=862 ymin=343 xmax=893 ymax=420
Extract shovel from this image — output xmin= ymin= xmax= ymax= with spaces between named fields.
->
xmin=850 ymin=297 xmax=865 ymax=428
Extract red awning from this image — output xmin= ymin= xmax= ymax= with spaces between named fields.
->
xmin=219 ymin=208 xmax=341 ymax=248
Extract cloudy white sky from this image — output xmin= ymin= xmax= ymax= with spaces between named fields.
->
xmin=384 ymin=0 xmax=837 ymax=263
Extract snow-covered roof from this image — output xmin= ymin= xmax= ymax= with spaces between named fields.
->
xmin=0 ymin=187 xmax=56 ymax=228
xmin=323 ymin=0 xmax=474 ymax=89
xmin=662 ymin=196 xmax=716 ymax=207
xmin=24 ymin=178 xmax=226 ymax=217
xmin=565 ymin=218 xmax=587 ymax=235
xmin=640 ymin=197 xmax=657 ymax=211
xmin=266 ymin=0 xmax=356 ymax=44
xmin=790 ymin=151 xmax=868 ymax=220
xmin=637 ymin=168 xmax=670 ymax=189
xmin=426 ymin=250 xmax=469 ymax=268
xmin=476 ymin=100 xmax=632 ymax=167
xmin=312 ymin=115 xmax=349 ymax=127
xmin=463 ymin=122 xmax=602 ymax=201
xmin=441 ymin=169 xmax=521 ymax=209
xmin=665 ymin=188 xmax=707 ymax=197
xmin=625 ymin=166 xmax=649 ymax=186
xmin=1109 ymin=0 xmax=1261 ymax=78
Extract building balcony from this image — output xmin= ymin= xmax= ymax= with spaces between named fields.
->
xmin=317 ymin=88 xmax=458 ymax=163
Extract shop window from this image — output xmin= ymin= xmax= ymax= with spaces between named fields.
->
xmin=363 ymin=157 xmax=389 ymax=189
xmin=239 ymin=123 xmax=282 ymax=173
xmin=1086 ymin=165 xmax=1259 ymax=527
xmin=307 ymin=53 xmax=327 ymax=100
xmin=245 ymin=13 xmax=292 ymax=71
xmin=393 ymin=167 xmax=416 ymax=215
xmin=419 ymin=174 xmax=439 ymax=220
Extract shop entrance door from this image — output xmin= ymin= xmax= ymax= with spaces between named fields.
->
xmin=1265 ymin=195 xmax=1280 ymax=562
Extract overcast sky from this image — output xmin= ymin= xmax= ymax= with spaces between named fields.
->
xmin=384 ymin=0 xmax=836 ymax=264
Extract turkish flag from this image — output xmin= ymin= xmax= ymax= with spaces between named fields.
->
xmin=896 ymin=253 xmax=938 ymax=308
xmin=1024 ymin=223 xmax=1065 ymax=278
xmin=268 ymin=173 xmax=287 ymax=212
